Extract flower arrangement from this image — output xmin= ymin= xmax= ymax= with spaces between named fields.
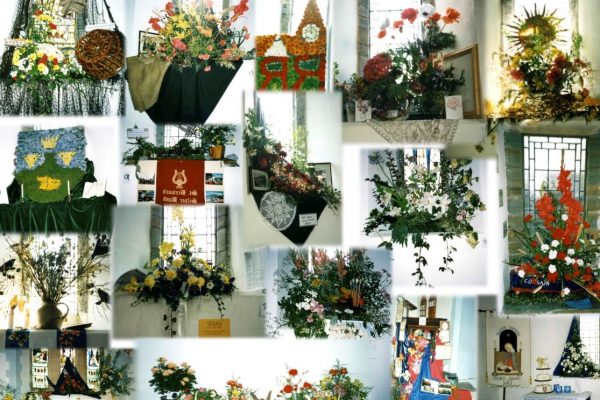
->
xmin=56 ymin=372 xmax=87 ymax=395
xmin=97 ymin=350 xmax=135 ymax=397
xmin=9 ymin=235 xmax=110 ymax=305
xmin=9 ymin=7 xmax=86 ymax=84
xmin=122 ymin=207 xmax=236 ymax=317
xmin=0 ymin=380 xmax=18 ymax=400
xmin=365 ymin=150 xmax=485 ymax=286
xmin=243 ymin=109 xmax=341 ymax=211
xmin=150 ymin=357 xmax=198 ymax=397
xmin=149 ymin=359 xmax=371 ymax=400
xmin=122 ymin=125 xmax=237 ymax=165
xmin=275 ymin=249 xmax=391 ymax=338
xmin=510 ymin=166 xmax=600 ymax=298
xmin=318 ymin=362 xmax=370 ymax=400
xmin=146 ymin=1 xmax=250 ymax=71
xmin=375 ymin=6 xmax=465 ymax=118
xmin=495 ymin=5 xmax=600 ymax=120
xmin=557 ymin=342 xmax=600 ymax=377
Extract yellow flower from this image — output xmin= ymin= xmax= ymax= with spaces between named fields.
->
xmin=58 ymin=151 xmax=76 ymax=166
xmin=172 ymin=258 xmax=184 ymax=268
xmin=9 ymin=295 xmax=18 ymax=309
xmin=159 ymin=242 xmax=175 ymax=259
xmin=165 ymin=269 xmax=178 ymax=281
xmin=28 ymin=53 xmax=36 ymax=61
xmin=123 ymin=276 xmax=140 ymax=293
xmin=196 ymin=276 xmax=206 ymax=287
xmin=187 ymin=275 xmax=198 ymax=286
xmin=12 ymin=49 xmax=21 ymax=66
xmin=24 ymin=153 xmax=39 ymax=168
xmin=172 ymin=206 xmax=185 ymax=224
xmin=220 ymin=274 xmax=230 ymax=284
xmin=311 ymin=278 xmax=321 ymax=287
xmin=144 ymin=275 xmax=156 ymax=289
xmin=37 ymin=63 xmax=49 ymax=75
xmin=36 ymin=14 xmax=54 ymax=22
xmin=153 ymin=269 xmax=163 ymax=278
xmin=151 ymin=258 xmax=161 ymax=267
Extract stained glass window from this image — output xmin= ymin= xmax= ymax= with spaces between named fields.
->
xmin=162 ymin=206 xmax=218 ymax=264
xmin=369 ymin=0 xmax=422 ymax=57
xmin=523 ymin=135 xmax=586 ymax=217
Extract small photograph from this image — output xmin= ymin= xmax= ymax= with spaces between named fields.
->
xmin=310 ymin=162 xmax=333 ymax=186
xmin=394 ymin=296 xmax=477 ymax=398
xmin=137 ymin=190 xmax=155 ymax=203
xmin=138 ymin=31 xmax=162 ymax=57
xmin=0 ymin=348 xmax=134 ymax=398
xmin=266 ymin=247 xmax=391 ymax=339
xmin=480 ymin=296 xmax=600 ymax=398
xmin=113 ymin=206 xmax=265 ymax=339
xmin=136 ymin=339 xmax=390 ymax=398
xmin=205 ymin=173 xmax=224 ymax=186
xmin=250 ymin=169 xmax=269 ymax=191
xmin=205 ymin=191 xmax=225 ymax=204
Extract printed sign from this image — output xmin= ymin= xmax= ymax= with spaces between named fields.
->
xmin=298 ymin=213 xmax=318 ymax=227
xmin=156 ymin=159 xmax=205 ymax=205
xmin=198 ymin=319 xmax=231 ymax=337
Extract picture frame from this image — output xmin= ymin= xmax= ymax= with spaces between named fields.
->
xmin=250 ymin=169 xmax=270 ymax=191
xmin=441 ymin=43 xmax=482 ymax=119
xmin=309 ymin=162 xmax=333 ymax=186
xmin=138 ymin=31 xmax=162 ymax=57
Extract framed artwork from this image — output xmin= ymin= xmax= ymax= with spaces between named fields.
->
xmin=310 ymin=162 xmax=333 ymax=186
xmin=442 ymin=44 xmax=482 ymax=118
xmin=138 ymin=31 xmax=162 ymax=57
xmin=250 ymin=169 xmax=270 ymax=191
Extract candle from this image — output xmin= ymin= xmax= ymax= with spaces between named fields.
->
xmin=24 ymin=309 xmax=30 ymax=329
xmin=21 ymin=184 xmax=24 ymax=200
xmin=67 ymin=180 xmax=70 ymax=197
xmin=8 ymin=308 xmax=14 ymax=329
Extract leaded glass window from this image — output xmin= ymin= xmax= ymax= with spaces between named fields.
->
xmin=523 ymin=135 xmax=586 ymax=217
xmin=580 ymin=315 xmax=600 ymax=364
xmin=162 ymin=206 xmax=218 ymax=264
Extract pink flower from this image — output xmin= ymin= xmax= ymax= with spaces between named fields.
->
xmin=204 ymin=66 xmax=212 ymax=72
xmin=171 ymin=38 xmax=188 ymax=52
xmin=198 ymin=53 xmax=210 ymax=60
xmin=307 ymin=314 xmax=314 ymax=323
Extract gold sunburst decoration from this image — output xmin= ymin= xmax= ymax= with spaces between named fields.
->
xmin=506 ymin=4 xmax=566 ymax=50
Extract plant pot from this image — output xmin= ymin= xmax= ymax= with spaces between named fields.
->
xmin=37 ymin=300 xmax=69 ymax=329
xmin=386 ymin=109 xmax=399 ymax=119
xmin=345 ymin=103 xmax=356 ymax=122
xmin=209 ymin=145 xmax=225 ymax=160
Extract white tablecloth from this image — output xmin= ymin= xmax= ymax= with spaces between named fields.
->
xmin=524 ymin=392 xmax=592 ymax=400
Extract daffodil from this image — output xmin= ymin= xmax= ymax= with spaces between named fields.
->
xmin=159 ymin=242 xmax=175 ymax=259
xmin=165 ymin=269 xmax=178 ymax=281
xmin=172 ymin=258 xmax=184 ymax=268
xmin=144 ymin=275 xmax=156 ymax=289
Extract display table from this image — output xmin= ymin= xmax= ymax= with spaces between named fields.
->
xmin=524 ymin=392 xmax=592 ymax=400
xmin=0 ymin=329 xmax=109 ymax=349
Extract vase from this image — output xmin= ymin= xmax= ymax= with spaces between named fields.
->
xmin=37 ymin=300 xmax=69 ymax=329
xmin=354 ymin=100 xmax=372 ymax=122
xmin=209 ymin=145 xmax=225 ymax=160
xmin=345 ymin=103 xmax=356 ymax=122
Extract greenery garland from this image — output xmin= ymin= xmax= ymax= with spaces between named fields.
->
xmin=274 ymin=248 xmax=391 ymax=338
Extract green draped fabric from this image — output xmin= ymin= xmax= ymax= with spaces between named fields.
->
xmin=1 ymin=159 xmax=115 ymax=234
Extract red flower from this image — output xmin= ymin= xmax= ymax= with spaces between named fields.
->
xmin=289 ymin=369 xmax=298 ymax=376
xmin=530 ymin=240 xmax=538 ymax=248
xmin=534 ymin=253 xmax=542 ymax=261
xmin=283 ymin=384 xmax=294 ymax=393
xmin=340 ymin=367 xmax=348 ymax=375
xmin=583 ymin=273 xmax=593 ymax=282
xmin=232 ymin=0 xmax=249 ymax=22
xmin=400 ymin=8 xmax=419 ymax=23
xmin=165 ymin=2 xmax=175 ymax=16
xmin=524 ymin=214 xmax=533 ymax=223
xmin=377 ymin=30 xmax=386 ymax=39
xmin=393 ymin=20 xmax=404 ymax=30
xmin=49 ymin=23 xmax=57 ymax=30
xmin=302 ymin=382 xmax=312 ymax=389
xmin=442 ymin=8 xmax=461 ymax=24
xmin=34 ymin=9 xmax=43 ymax=16
xmin=363 ymin=53 xmax=392 ymax=82
xmin=564 ymin=273 xmax=572 ymax=281
xmin=329 ymin=369 xmax=338 ymax=376
xmin=547 ymin=66 xmax=562 ymax=85
xmin=557 ymin=252 xmax=566 ymax=260
xmin=428 ymin=13 xmax=441 ymax=23
xmin=584 ymin=221 xmax=591 ymax=228
xmin=547 ymin=271 xmax=558 ymax=283
xmin=149 ymin=17 xmax=162 ymax=31
xmin=542 ymin=256 xmax=550 ymax=265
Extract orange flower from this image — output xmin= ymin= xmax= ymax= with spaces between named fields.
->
xmin=442 ymin=8 xmax=460 ymax=24
xmin=289 ymin=368 xmax=298 ymax=376
xmin=401 ymin=8 xmax=418 ymax=23
xmin=429 ymin=13 xmax=441 ymax=22
xmin=283 ymin=384 xmax=294 ymax=393
xmin=393 ymin=20 xmax=404 ymax=30
xmin=303 ymin=382 xmax=312 ymax=389
xmin=378 ymin=30 xmax=386 ymax=38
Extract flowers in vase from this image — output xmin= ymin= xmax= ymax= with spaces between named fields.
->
xmin=150 ymin=357 xmax=197 ymax=396
xmin=122 ymin=207 xmax=236 ymax=316
xmin=364 ymin=150 xmax=485 ymax=286
xmin=511 ymin=166 xmax=600 ymax=296
xmin=147 ymin=1 xmax=250 ymax=71
xmin=275 ymin=249 xmax=391 ymax=338
xmin=276 ymin=368 xmax=316 ymax=400
xmin=97 ymin=350 xmax=134 ymax=397
xmin=496 ymin=5 xmax=600 ymax=120
xmin=318 ymin=362 xmax=370 ymax=400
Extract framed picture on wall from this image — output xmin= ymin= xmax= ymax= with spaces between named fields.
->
xmin=250 ymin=169 xmax=270 ymax=191
xmin=138 ymin=31 xmax=162 ymax=57
xmin=309 ymin=162 xmax=332 ymax=186
xmin=441 ymin=44 xmax=482 ymax=118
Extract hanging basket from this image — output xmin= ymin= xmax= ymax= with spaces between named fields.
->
xmin=76 ymin=29 xmax=124 ymax=80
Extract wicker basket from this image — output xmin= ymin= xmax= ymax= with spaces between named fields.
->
xmin=75 ymin=29 xmax=124 ymax=80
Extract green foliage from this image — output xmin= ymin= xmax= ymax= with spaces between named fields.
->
xmin=275 ymin=249 xmax=391 ymax=338
xmin=319 ymin=362 xmax=371 ymax=400
xmin=98 ymin=350 xmax=134 ymax=396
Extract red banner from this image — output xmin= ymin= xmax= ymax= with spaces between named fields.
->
xmin=156 ymin=159 xmax=205 ymax=205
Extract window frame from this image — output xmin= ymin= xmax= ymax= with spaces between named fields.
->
xmin=368 ymin=0 xmax=423 ymax=58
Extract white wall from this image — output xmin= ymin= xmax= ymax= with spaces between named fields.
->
xmin=134 ymin=338 xmax=391 ymax=399
xmin=331 ymin=0 xmax=358 ymax=82
xmin=0 ymin=118 xmax=121 ymax=204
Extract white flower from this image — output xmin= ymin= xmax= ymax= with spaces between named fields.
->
xmin=548 ymin=264 xmax=557 ymax=273
xmin=551 ymin=240 xmax=560 ymax=248
xmin=577 ymin=259 xmax=584 ymax=266
xmin=206 ymin=281 xmax=214 ymax=290
xmin=518 ymin=270 xmax=525 ymax=278
xmin=565 ymin=257 xmax=573 ymax=265
xmin=456 ymin=215 xmax=464 ymax=222
xmin=567 ymin=249 xmax=575 ymax=256
xmin=563 ymin=287 xmax=571 ymax=296
xmin=549 ymin=250 xmax=557 ymax=260
xmin=381 ymin=192 xmax=392 ymax=207
xmin=344 ymin=309 xmax=354 ymax=314
xmin=561 ymin=214 xmax=569 ymax=221
xmin=386 ymin=207 xmax=402 ymax=217
xmin=380 ymin=17 xmax=390 ymax=30
xmin=541 ymin=244 xmax=550 ymax=252
xmin=264 ymin=144 xmax=274 ymax=153
xmin=591 ymin=240 xmax=597 ymax=245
